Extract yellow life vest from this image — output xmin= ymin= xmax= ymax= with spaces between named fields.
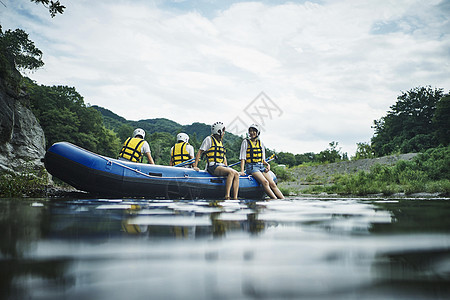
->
xmin=205 ymin=135 xmax=225 ymax=164
xmin=246 ymin=138 xmax=263 ymax=163
xmin=118 ymin=137 xmax=145 ymax=162
xmin=171 ymin=142 xmax=191 ymax=165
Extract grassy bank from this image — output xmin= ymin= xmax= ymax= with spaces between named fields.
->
xmin=0 ymin=163 xmax=49 ymax=198
xmin=278 ymin=146 xmax=450 ymax=196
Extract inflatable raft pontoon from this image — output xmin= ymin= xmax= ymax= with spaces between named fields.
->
xmin=44 ymin=142 xmax=267 ymax=199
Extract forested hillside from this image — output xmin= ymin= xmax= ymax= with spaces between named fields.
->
xmin=24 ymin=78 xmax=121 ymax=158
xmin=371 ymin=87 xmax=450 ymax=156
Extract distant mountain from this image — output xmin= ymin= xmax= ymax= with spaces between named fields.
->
xmin=92 ymin=105 xmax=241 ymax=144
xmin=92 ymin=105 xmax=184 ymax=135
xmin=92 ymin=106 xmax=127 ymax=122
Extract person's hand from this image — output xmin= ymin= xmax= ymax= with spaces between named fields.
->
xmin=239 ymin=171 xmax=246 ymax=176
xmin=193 ymin=167 xmax=200 ymax=171
xmin=264 ymin=164 xmax=270 ymax=172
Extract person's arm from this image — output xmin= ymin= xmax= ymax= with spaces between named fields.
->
xmin=239 ymin=140 xmax=247 ymax=174
xmin=142 ymin=142 xmax=155 ymax=164
xmin=169 ymin=146 xmax=174 ymax=166
xmin=188 ymin=145 xmax=195 ymax=159
xmin=240 ymin=159 xmax=246 ymax=175
xmin=146 ymin=152 xmax=155 ymax=164
xmin=261 ymin=142 xmax=270 ymax=172
xmin=193 ymin=150 xmax=204 ymax=171
xmin=194 ymin=137 xmax=211 ymax=171
xmin=263 ymin=159 xmax=270 ymax=172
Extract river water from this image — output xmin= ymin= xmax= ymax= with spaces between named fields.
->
xmin=1 ymin=196 xmax=449 ymax=299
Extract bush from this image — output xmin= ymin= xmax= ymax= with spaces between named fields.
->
xmin=0 ymin=164 xmax=48 ymax=197
xmin=272 ymin=164 xmax=294 ymax=182
xmin=426 ymin=180 xmax=450 ymax=194
xmin=312 ymin=146 xmax=450 ymax=195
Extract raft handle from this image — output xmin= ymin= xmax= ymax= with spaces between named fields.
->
xmin=148 ymin=172 xmax=162 ymax=177
xmin=210 ymin=179 xmax=223 ymax=183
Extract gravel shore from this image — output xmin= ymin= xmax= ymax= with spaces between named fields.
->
xmin=279 ymin=153 xmax=418 ymax=194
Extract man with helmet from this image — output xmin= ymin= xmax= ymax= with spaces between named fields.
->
xmin=239 ymin=123 xmax=284 ymax=199
xmin=118 ymin=128 xmax=155 ymax=164
xmin=193 ymin=121 xmax=243 ymax=200
xmin=169 ymin=132 xmax=194 ymax=167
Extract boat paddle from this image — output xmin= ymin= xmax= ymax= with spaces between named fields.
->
xmin=176 ymin=154 xmax=277 ymax=168
xmin=174 ymin=157 xmax=195 ymax=167
xmin=228 ymin=154 xmax=276 ymax=168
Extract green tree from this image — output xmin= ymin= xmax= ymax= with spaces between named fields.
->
xmin=98 ymin=128 xmax=122 ymax=158
xmin=30 ymin=0 xmax=65 ymax=17
xmin=317 ymin=141 xmax=343 ymax=163
xmin=25 ymin=79 xmax=121 ymax=154
xmin=295 ymin=152 xmax=315 ymax=165
xmin=277 ymin=152 xmax=296 ymax=167
xmin=433 ymin=95 xmax=450 ymax=146
xmin=0 ymin=27 xmax=44 ymax=72
xmin=40 ymin=107 xmax=79 ymax=146
xmin=189 ymin=132 xmax=200 ymax=151
xmin=149 ymin=132 xmax=176 ymax=165
xmin=371 ymin=86 xmax=447 ymax=156
xmin=117 ymin=124 xmax=134 ymax=142
xmin=353 ymin=142 xmax=375 ymax=160
xmin=0 ymin=27 xmax=44 ymax=91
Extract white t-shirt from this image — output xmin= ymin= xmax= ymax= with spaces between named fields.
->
xmin=141 ymin=141 xmax=151 ymax=154
xmin=200 ymin=136 xmax=226 ymax=167
xmin=239 ymin=138 xmax=266 ymax=161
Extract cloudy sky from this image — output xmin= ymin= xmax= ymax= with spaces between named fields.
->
xmin=2 ymin=0 xmax=449 ymax=155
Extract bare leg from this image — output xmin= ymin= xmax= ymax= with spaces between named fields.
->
xmin=215 ymin=166 xmax=240 ymax=199
xmin=224 ymin=172 xmax=233 ymax=199
xmin=251 ymin=171 xmax=277 ymax=199
xmin=232 ymin=172 xmax=240 ymax=199
xmin=263 ymin=172 xmax=285 ymax=199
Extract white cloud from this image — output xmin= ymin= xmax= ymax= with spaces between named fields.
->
xmin=2 ymin=0 xmax=449 ymax=155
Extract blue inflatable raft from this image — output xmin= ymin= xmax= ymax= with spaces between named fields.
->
xmin=44 ymin=142 xmax=267 ymax=199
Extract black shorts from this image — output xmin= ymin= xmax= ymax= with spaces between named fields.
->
xmin=206 ymin=163 xmax=225 ymax=175
xmin=206 ymin=164 xmax=219 ymax=175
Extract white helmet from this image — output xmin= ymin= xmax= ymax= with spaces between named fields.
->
xmin=176 ymin=132 xmax=189 ymax=143
xmin=133 ymin=128 xmax=145 ymax=139
xmin=248 ymin=123 xmax=260 ymax=136
xmin=211 ymin=121 xmax=225 ymax=135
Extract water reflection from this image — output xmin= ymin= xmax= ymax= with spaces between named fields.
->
xmin=0 ymin=197 xmax=449 ymax=299
xmin=40 ymin=199 xmax=268 ymax=239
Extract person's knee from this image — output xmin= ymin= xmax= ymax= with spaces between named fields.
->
xmin=225 ymin=169 xmax=235 ymax=178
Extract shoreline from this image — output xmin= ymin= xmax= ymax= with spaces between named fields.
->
xmin=3 ymin=183 xmax=447 ymax=200
xmin=277 ymin=152 xmax=449 ymax=197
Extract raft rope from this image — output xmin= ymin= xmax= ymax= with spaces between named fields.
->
xmin=98 ymin=154 xmax=253 ymax=181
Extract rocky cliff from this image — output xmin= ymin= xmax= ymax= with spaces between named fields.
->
xmin=0 ymin=76 xmax=46 ymax=174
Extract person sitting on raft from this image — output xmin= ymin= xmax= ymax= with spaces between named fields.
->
xmin=118 ymin=128 xmax=155 ymax=164
xmin=193 ymin=121 xmax=242 ymax=200
xmin=169 ymin=132 xmax=194 ymax=167
xmin=239 ymin=124 xmax=284 ymax=199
